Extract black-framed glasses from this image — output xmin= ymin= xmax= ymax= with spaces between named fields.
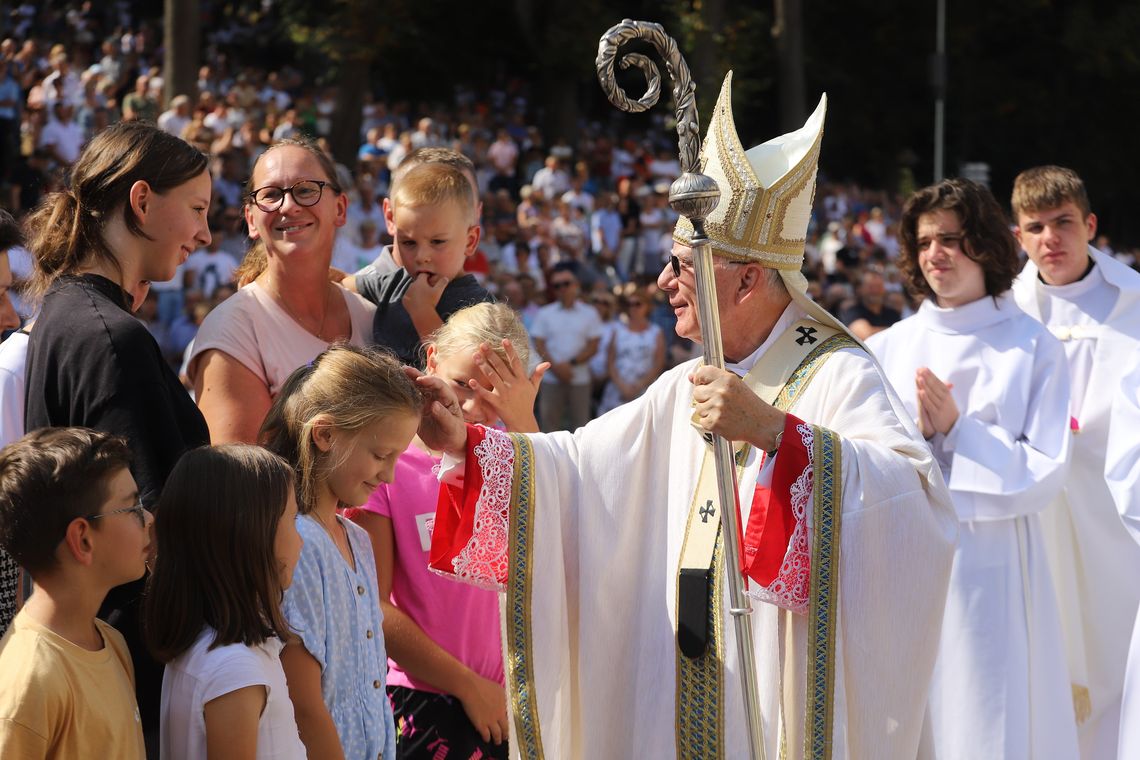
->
xmin=248 ymin=180 xmax=334 ymax=212
xmin=550 ymin=280 xmax=575 ymax=290
xmin=84 ymin=502 xmax=149 ymax=528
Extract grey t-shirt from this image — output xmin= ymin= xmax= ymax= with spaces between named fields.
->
xmin=355 ymin=263 xmax=493 ymax=367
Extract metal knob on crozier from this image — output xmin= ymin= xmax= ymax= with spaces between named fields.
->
xmin=597 ymin=19 xmax=767 ymax=760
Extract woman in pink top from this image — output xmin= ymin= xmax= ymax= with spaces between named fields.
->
xmin=347 ymin=303 xmax=547 ymax=760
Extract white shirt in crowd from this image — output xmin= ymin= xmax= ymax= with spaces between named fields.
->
xmin=529 ymin=299 xmax=603 ymax=386
xmin=39 ymin=117 xmax=84 ymax=164
xmin=184 ymin=249 xmax=239 ymax=299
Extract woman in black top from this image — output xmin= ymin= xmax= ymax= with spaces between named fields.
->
xmin=22 ymin=121 xmax=212 ymax=750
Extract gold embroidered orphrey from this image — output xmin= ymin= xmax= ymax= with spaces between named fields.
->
xmin=504 ymin=433 xmax=544 ymax=760
xmin=674 ymin=326 xmax=855 ymax=760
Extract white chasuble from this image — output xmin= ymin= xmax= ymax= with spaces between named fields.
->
xmin=868 ymin=293 xmax=1077 ymax=759
xmin=430 ymin=304 xmax=956 ymax=760
xmin=1106 ymin=360 xmax=1140 ymax=758
xmin=1013 ymin=246 xmax=1140 ymax=759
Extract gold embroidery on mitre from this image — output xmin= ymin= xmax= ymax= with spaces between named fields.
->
xmin=674 ymin=72 xmax=826 ymax=272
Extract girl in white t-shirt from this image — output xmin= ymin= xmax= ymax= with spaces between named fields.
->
xmin=145 ymin=444 xmax=306 ymax=760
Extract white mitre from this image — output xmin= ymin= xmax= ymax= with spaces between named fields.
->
xmin=674 ymin=72 xmax=853 ymax=338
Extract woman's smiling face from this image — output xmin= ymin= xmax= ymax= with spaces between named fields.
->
xmin=244 ymin=144 xmax=346 ymax=265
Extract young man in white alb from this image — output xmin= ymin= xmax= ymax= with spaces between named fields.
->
xmin=1011 ymin=165 xmax=1140 ymax=760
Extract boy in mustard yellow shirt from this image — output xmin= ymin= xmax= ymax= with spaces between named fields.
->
xmin=0 ymin=428 xmax=150 ymax=759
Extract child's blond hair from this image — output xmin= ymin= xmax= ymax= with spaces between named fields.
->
xmin=390 ymin=162 xmax=475 ymax=224
xmin=1011 ymin=165 xmax=1091 ymax=220
xmin=427 ymin=303 xmax=531 ymax=368
xmin=259 ymin=344 xmax=422 ymax=514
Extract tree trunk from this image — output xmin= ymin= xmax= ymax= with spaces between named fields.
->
xmin=774 ymin=0 xmax=806 ymax=131
xmin=692 ymin=0 xmax=726 ymax=120
xmin=539 ymin=70 xmax=578 ymax=146
xmin=328 ymin=62 xmax=369 ymax=167
xmin=163 ymin=0 xmax=199 ymax=107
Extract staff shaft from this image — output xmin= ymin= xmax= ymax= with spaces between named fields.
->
xmin=597 ymin=20 xmax=767 ymax=758
xmin=690 ymin=220 xmax=766 ymax=760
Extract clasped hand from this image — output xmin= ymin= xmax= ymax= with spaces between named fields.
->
xmin=689 ymin=365 xmax=785 ymax=451
xmin=915 ymin=367 xmax=958 ymax=439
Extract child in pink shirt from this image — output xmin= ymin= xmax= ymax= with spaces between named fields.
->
xmin=348 ymin=303 xmax=546 ymax=759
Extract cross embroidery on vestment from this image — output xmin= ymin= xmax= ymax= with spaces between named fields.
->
xmin=796 ymin=326 xmax=819 ymax=345
xmin=699 ymin=500 xmax=716 ymax=523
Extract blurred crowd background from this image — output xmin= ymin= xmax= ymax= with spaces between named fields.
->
xmin=5 ymin=0 xmax=1140 ymax=422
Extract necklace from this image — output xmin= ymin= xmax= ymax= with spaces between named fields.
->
xmin=313 ymin=509 xmax=355 ymax=567
xmin=265 ymin=276 xmax=333 ymax=341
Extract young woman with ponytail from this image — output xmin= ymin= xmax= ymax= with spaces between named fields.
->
xmin=22 ymin=120 xmax=213 ymax=748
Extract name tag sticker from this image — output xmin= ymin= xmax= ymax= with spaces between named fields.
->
xmin=416 ymin=512 xmax=435 ymax=552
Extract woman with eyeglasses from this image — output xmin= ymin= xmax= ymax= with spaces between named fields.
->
xmin=189 ymin=137 xmax=375 ymax=444
xmin=22 ymin=120 xmax=214 ymax=752
xmin=597 ymin=283 xmax=665 ymax=415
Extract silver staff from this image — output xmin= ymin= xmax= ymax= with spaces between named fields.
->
xmin=597 ymin=20 xmax=766 ymax=760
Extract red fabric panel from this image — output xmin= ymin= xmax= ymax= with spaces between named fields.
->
xmin=742 ymin=413 xmax=809 ymax=586
xmin=428 ymin=423 xmax=487 ymax=575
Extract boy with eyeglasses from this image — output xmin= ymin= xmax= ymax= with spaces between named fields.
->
xmin=0 ymin=427 xmax=148 ymax=759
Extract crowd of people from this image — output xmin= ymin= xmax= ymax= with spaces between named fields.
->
xmin=8 ymin=5 xmax=1140 ymax=424
xmin=2 ymin=5 xmax=1140 ymax=760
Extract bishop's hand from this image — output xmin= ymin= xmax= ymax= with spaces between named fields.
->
xmin=690 ymin=365 xmax=785 ymax=451
xmin=406 ymin=367 xmax=467 ymax=454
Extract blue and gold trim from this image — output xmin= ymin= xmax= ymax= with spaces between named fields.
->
xmin=774 ymin=334 xmax=859 ymax=412
xmin=805 ymin=426 xmax=842 ymax=760
xmin=505 ymin=433 xmax=544 ymax=760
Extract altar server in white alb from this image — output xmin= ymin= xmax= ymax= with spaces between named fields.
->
xmin=868 ymin=178 xmax=1076 ymax=759
xmin=415 ymin=72 xmax=957 ymax=760
xmin=1105 ymin=360 xmax=1140 ymax=759
xmin=1010 ymin=166 xmax=1140 ymax=760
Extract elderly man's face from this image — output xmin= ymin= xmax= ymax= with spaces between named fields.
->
xmin=657 ymin=242 xmax=744 ymax=344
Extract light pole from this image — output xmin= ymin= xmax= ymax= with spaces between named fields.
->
xmin=932 ymin=0 xmax=947 ymax=181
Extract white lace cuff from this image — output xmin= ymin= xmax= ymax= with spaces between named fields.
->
xmin=449 ymin=427 xmax=515 ymax=589
xmin=747 ymin=422 xmax=814 ymax=614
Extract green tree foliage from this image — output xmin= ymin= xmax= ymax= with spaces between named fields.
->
xmin=213 ymin=0 xmax=1140 ymax=241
